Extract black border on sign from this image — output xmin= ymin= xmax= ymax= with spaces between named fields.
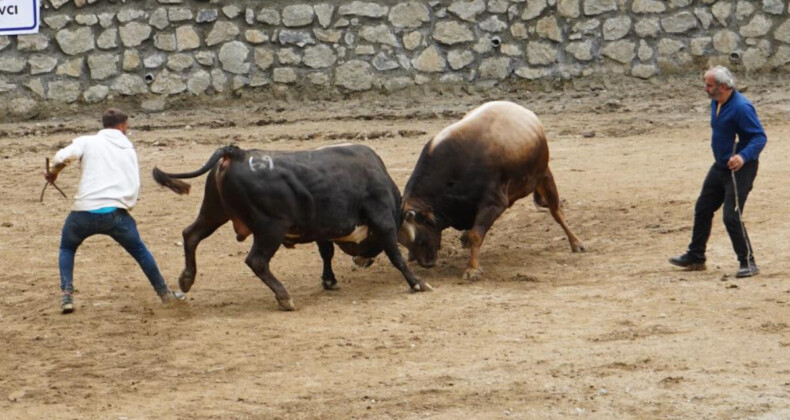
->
xmin=0 ymin=0 xmax=39 ymax=33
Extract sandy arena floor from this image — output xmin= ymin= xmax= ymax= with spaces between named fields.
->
xmin=1 ymin=76 xmax=789 ymax=419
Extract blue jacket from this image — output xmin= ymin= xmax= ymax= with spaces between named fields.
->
xmin=710 ymin=90 xmax=767 ymax=168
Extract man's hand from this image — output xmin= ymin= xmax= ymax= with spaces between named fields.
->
xmin=45 ymin=161 xmax=65 ymax=183
xmin=727 ymin=154 xmax=744 ymax=171
xmin=40 ymin=159 xmax=68 ymax=202
xmin=44 ymin=171 xmax=57 ymax=183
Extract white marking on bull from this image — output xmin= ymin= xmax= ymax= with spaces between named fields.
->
xmin=249 ymin=155 xmax=274 ymax=172
xmin=332 ymin=225 xmax=369 ymax=243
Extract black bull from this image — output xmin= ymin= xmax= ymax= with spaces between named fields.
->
xmin=153 ymin=144 xmax=431 ymax=311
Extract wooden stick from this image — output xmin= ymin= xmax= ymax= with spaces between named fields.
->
xmin=39 ymin=182 xmax=48 ymax=203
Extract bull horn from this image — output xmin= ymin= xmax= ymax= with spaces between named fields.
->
xmin=398 ymin=222 xmax=416 ymax=245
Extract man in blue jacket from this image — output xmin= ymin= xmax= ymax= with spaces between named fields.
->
xmin=669 ymin=66 xmax=767 ymax=278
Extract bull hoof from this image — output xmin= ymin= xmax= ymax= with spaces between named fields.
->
xmin=462 ymin=267 xmax=484 ymax=281
xmin=411 ymin=282 xmax=433 ymax=292
xmin=178 ymin=271 xmax=195 ymax=292
xmin=277 ymin=298 xmax=296 ymax=311
xmin=322 ymin=277 xmax=339 ymax=291
xmin=571 ymin=241 xmax=586 ymax=253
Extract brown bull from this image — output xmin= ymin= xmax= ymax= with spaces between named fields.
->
xmin=399 ymin=101 xmax=585 ymax=279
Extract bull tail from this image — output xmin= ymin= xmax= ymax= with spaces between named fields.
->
xmin=153 ymin=145 xmax=242 ymax=195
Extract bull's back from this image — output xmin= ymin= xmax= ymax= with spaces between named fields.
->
xmin=430 ymin=101 xmax=548 ymax=171
xmin=305 ymin=144 xmax=397 ymax=193
xmin=311 ymin=143 xmax=388 ymax=174
xmin=242 ymin=144 xmax=389 ymax=184
xmin=238 ymin=144 xmax=398 ymax=220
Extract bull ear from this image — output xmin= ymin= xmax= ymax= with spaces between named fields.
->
xmin=425 ymin=211 xmax=437 ymax=226
xmin=404 ymin=210 xmax=416 ymax=223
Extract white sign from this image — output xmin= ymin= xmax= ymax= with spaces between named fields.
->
xmin=0 ymin=0 xmax=40 ymax=35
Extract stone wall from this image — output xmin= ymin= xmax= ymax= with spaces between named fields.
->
xmin=2 ymin=0 xmax=789 ymax=117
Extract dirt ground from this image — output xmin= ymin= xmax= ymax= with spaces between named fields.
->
xmin=1 ymin=76 xmax=789 ymax=419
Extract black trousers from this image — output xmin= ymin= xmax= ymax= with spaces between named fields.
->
xmin=688 ymin=161 xmax=758 ymax=263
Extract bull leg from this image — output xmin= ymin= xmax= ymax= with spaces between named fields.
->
xmin=317 ymin=241 xmax=338 ymax=290
xmin=180 ymin=171 xmax=230 ymax=293
xmin=382 ymin=232 xmax=432 ymax=292
xmin=460 ymin=230 xmax=471 ymax=248
xmin=245 ymin=230 xmax=295 ymax=311
xmin=180 ymin=213 xmax=229 ymax=292
xmin=365 ymin=204 xmax=431 ymax=292
xmin=537 ymin=169 xmax=585 ymax=252
xmin=463 ymin=202 xmax=507 ymax=280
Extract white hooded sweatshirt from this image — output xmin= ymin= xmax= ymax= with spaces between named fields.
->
xmin=51 ymin=129 xmax=140 ymax=211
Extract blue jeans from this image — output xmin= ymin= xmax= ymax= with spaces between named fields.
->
xmin=59 ymin=209 xmax=168 ymax=296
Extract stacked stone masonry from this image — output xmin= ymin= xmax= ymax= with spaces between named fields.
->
xmin=1 ymin=0 xmax=789 ymax=111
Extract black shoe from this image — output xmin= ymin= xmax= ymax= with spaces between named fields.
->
xmin=736 ymin=261 xmax=759 ymax=278
xmin=61 ymin=293 xmax=74 ymax=314
xmin=668 ymin=253 xmax=706 ymax=271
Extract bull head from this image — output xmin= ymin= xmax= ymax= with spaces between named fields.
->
xmin=398 ymin=209 xmax=442 ymax=268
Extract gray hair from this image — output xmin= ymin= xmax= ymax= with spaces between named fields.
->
xmin=706 ymin=65 xmax=736 ymax=89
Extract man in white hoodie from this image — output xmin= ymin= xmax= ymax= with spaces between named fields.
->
xmin=46 ymin=109 xmax=185 ymax=314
